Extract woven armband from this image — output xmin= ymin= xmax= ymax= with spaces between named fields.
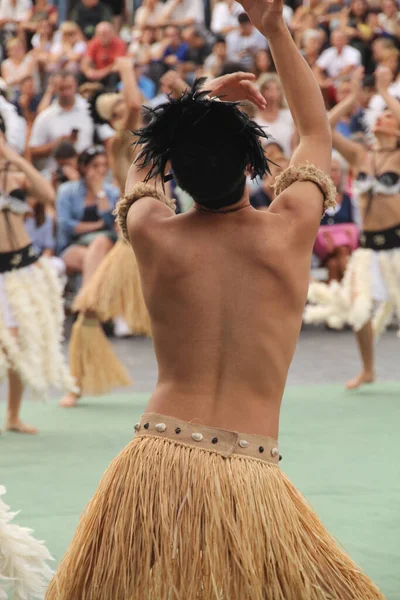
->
xmin=273 ymin=163 xmax=337 ymax=215
xmin=114 ymin=183 xmax=176 ymax=243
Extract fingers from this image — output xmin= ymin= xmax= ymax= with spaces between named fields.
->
xmin=240 ymin=81 xmax=266 ymax=110
xmin=229 ymin=72 xmax=256 ymax=82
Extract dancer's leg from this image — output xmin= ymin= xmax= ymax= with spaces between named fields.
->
xmin=63 ymin=246 xmax=87 ymax=275
xmin=346 ymin=320 xmax=375 ymax=390
xmin=82 ymin=236 xmax=114 ymax=286
xmin=5 ymin=329 xmax=38 ymax=434
xmin=325 ymin=256 xmax=340 ymax=282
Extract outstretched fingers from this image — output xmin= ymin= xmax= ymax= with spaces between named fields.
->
xmin=240 ymin=80 xmax=266 ymax=110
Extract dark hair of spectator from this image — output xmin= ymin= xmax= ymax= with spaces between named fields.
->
xmin=220 ymin=62 xmax=250 ymax=76
xmin=362 ymin=74 xmax=375 ymax=89
xmin=348 ymin=0 xmax=369 ymax=23
xmin=238 ymin=12 xmax=251 ymax=25
xmin=134 ymin=79 xmax=272 ymax=210
xmin=54 ymin=141 xmax=78 ymax=161
xmin=78 ymin=145 xmax=106 ymax=175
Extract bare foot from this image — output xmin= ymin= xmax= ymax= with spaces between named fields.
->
xmin=346 ymin=372 xmax=375 ymax=390
xmin=59 ymin=392 xmax=80 ymax=408
xmin=6 ymin=420 xmax=38 ymax=434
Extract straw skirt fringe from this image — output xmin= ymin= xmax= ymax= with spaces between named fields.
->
xmin=73 ymin=239 xmax=151 ymax=337
xmin=0 ymin=258 xmax=76 ymax=397
xmin=46 ymin=436 xmax=384 ymax=600
xmin=305 ymin=248 xmax=400 ymax=338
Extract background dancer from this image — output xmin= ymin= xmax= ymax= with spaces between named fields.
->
xmin=0 ymin=131 xmax=75 ymax=434
xmin=306 ymin=65 xmax=400 ymax=390
xmin=46 ymin=1 xmax=384 ymax=599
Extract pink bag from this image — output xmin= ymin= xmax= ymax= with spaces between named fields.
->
xmin=314 ymin=224 xmax=359 ymax=262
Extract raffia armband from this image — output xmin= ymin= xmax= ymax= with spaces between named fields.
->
xmin=114 ymin=183 xmax=176 ymax=243
xmin=273 ymin=163 xmax=337 ymax=215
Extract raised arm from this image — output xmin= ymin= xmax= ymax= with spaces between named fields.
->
xmin=0 ymin=133 xmax=55 ymax=204
xmin=375 ymin=66 xmax=400 ymax=126
xmin=239 ymin=0 xmax=332 ymax=232
xmin=113 ymin=57 xmax=142 ymax=130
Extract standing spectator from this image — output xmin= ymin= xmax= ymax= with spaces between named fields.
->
xmin=314 ymin=30 xmax=362 ymax=88
xmin=69 ymin=0 xmax=113 ymax=41
xmin=29 ymin=72 xmax=114 ymax=171
xmin=160 ymin=0 xmax=205 ymax=27
xmin=49 ymin=22 xmax=87 ymax=74
xmin=226 ymin=12 xmax=268 ymax=70
xmin=256 ymin=74 xmax=295 ymax=158
xmin=378 ymin=0 xmax=400 ymax=38
xmin=80 ymin=22 xmax=126 ymax=87
xmin=1 ymin=39 xmax=38 ymax=102
xmin=0 ymin=0 xmax=32 ymax=44
xmin=211 ymin=0 xmax=243 ymax=36
xmin=134 ymin=0 xmax=164 ymax=29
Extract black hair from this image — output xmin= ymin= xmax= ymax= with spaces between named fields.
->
xmin=78 ymin=145 xmax=106 ymax=175
xmin=134 ymin=79 xmax=272 ymax=209
xmin=0 ymin=113 xmax=5 ymax=135
xmin=220 ymin=62 xmax=250 ymax=76
xmin=238 ymin=12 xmax=251 ymax=25
xmin=54 ymin=140 xmax=78 ymax=160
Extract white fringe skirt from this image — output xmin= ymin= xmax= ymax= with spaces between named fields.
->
xmin=0 ymin=255 xmax=76 ymax=396
xmin=305 ymin=247 xmax=400 ymax=337
xmin=0 ymin=485 xmax=53 ymax=600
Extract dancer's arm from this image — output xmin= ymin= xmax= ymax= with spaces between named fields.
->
xmin=331 ymin=129 xmax=364 ymax=168
xmin=113 ymin=57 xmax=142 ymax=131
xmin=0 ymin=132 xmax=55 ymax=204
xmin=328 ymin=66 xmax=363 ymax=128
xmin=240 ymin=0 xmax=332 ymax=229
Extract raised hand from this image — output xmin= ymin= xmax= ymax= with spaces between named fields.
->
xmin=208 ymin=72 xmax=266 ymax=109
xmin=375 ymin=66 xmax=393 ymax=94
xmin=237 ymin=0 xmax=284 ymax=36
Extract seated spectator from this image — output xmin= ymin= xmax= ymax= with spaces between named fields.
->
xmin=253 ymin=49 xmax=273 ymax=82
xmin=80 ymin=22 xmax=126 ymax=87
xmin=133 ymin=64 xmax=156 ymax=100
xmin=300 ymin=29 xmax=326 ymax=69
xmin=29 ymin=71 xmax=114 ymax=172
xmin=256 ymin=74 xmax=295 ymax=158
xmin=226 ymin=12 xmax=268 ymax=71
xmin=1 ymin=38 xmax=38 ymax=102
xmin=314 ymin=30 xmax=362 ymax=90
xmin=51 ymin=141 xmax=80 ymax=189
xmin=334 ymin=77 xmax=354 ymax=137
xmin=0 ymin=0 xmax=32 ymax=44
xmin=49 ymin=22 xmax=87 ymax=74
xmin=134 ymin=0 xmax=164 ymax=30
xmin=250 ymin=143 xmax=289 ymax=209
xmin=20 ymin=0 xmax=58 ymax=37
xmin=339 ymin=0 xmax=373 ymax=62
xmin=378 ymin=0 xmax=400 ymax=39
xmin=101 ymin=0 xmax=126 ymax=33
xmin=203 ymin=38 xmax=227 ymax=78
xmin=182 ymin=26 xmax=212 ymax=73
xmin=56 ymin=146 xmax=119 ymax=283
xmin=160 ymin=0 xmax=205 ymax=27
xmin=161 ymin=26 xmax=189 ymax=68
xmin=12 ymin=74 xmax=41 ymax=128
xmin=25 ymin=198 xmax=56 ymax=256
xmin=30 ymin=19 xmax=56 ymax=78
xmin=128 ymin=25 xmax=157 ymax=66
xmin=69 ymin=0 xmax=113 ymax=40
xmin=211 ymin=0 xmax=243 ymax=36
xmin=290 ymin=0 xmax=323 ymax=46
xmin=313 ymin=154 xmax=359 ymax=282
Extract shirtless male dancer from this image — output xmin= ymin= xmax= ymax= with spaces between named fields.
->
xmin=46 ymin=1 xmax=384 ymax=598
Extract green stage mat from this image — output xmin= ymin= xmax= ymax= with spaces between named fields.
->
xmin=1 ymin=383 xmax=399 ymax=598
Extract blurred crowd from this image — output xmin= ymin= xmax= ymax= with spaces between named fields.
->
xmin=1 ymin=0 xmax=400 ymax=300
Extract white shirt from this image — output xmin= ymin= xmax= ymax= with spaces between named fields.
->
xmin=162 ymin=0 xmax=205 ymax=24
xmin=0 ymin=0 xmax=31 ymax=21
xmin=0 ymin=95 xmax=26 ymax=154
xmin=256 ymin=109 xmax=294 ymax=158
xmin=316 ymin=45 xmax=361 ymax=79
xmin=211 ymin=1 xmax=243 ymax=34
xmin=226 ymin=28 xmax=268 ymax=69
xmin=29 ymin=94 xmax=114 ymax=171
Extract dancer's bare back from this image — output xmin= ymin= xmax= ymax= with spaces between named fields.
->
xmin=127 ymin=180 xmax=323 ymax=438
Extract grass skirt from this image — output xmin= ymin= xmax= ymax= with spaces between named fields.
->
xmin=305 ymin=248 xmax=400 ymax=338
xmin=46 ymin=414 xmax=384 ymax=600
xmin=0 ymin=258 xmax=76 ymax=397
xmin=72 ymin=239 xmax=151 ymax=337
